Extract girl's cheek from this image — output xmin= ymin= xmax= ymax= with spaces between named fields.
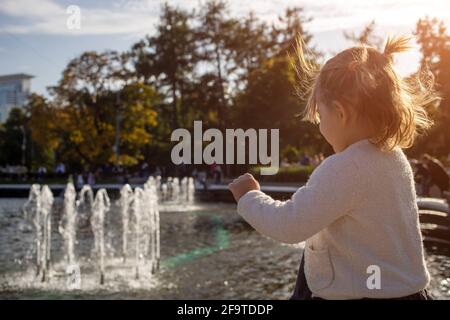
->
xmin=319 ymin=119 xmax=335 ymax=144
xmin=319 ymin=121 xmax=328 ymax=139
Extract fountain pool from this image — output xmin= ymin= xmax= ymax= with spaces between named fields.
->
xmin=0 ymin=181 xmax=449 ymax=299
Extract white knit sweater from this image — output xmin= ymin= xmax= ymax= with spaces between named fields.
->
xmin=237 ymin=139 xmax=430 ymax=299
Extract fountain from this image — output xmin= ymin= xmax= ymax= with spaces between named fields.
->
xmin=132 ymin=187 xmax=144 ymax=279
xmin=172 ymin=177 xmax=180 ymax=202
xmin=161 ymin=183 xmax=168 ymax=201
xmin=119 ymin=184 xmax=133 ymax=262
xmin=3 ymin=174 xmax=449 ymax=299
xmin=18 ymin=176 xmax=180 ymax=287
xmin=23 ymin=184 xmax=54 ymax=282
xmin=59 ymin=183 xmax=77 ymax=265
xmin=22 ymin=185 xmax=40 ymax=276
xmin=188 ymin=177 xmax=195 ymax=202
xmin=77 ymin=185 xmax=94 ymax=228
xmin=143 ymin=179 xmax=160 ymax=273
xmin=161 ymin=176 xmax=195 ymax=203
xmin=118 ymin=180 xmax=161 ymax=279
xmin=91 ymin=188 xmax=110 ymax=285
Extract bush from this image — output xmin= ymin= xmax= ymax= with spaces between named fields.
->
xmin=281 ymin=145 xmax=299 ymax=163
xmin=250 ymin=165 xmax=314 ymax=183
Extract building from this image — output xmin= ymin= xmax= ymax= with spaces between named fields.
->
xmin=0 ymin=73 xmax=34 ymax=123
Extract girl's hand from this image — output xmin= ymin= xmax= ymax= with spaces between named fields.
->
xmin=228 ymin=173 xmax=260 ymax=202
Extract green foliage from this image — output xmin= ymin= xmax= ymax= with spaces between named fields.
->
xmin=29 ymin=56 xmax=160 ymax=170
xmin=233 ymin=53 xmax=327 ymax=153
xmin=4 ymin=1 xmax=448 ymax=178
xmin=0 ymin=108 xmax=27 ymax=166
xmin=282 ymin=145 xmax=300 ymax=163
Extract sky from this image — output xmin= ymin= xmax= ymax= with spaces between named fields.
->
xmin=1 ymin=0 xmax=450 ymax=96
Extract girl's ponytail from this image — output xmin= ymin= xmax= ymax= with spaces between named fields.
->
xmin=383 ymin=35 xmax=412 ymax=62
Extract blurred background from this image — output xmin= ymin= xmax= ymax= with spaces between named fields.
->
xmin=0 ymin=0 xmax=449 ymax=300
xmin=0 ymin=0 xmax=449 ymax=190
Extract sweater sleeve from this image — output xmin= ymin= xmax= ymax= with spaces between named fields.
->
xmin=237 ymin=157 xmax=360 ymax=244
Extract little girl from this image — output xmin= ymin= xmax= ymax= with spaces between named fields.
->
xmin=228 ymin=36 xmax=439 ymax=300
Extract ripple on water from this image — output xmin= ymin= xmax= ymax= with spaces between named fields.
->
xmin=0 ymin=199 xmax=448 ymax=299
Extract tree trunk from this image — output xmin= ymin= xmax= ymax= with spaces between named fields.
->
xmin=171 ymin=78 xmax=178 ymax=129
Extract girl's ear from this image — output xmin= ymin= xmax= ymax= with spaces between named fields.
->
xmin=333 ymin=101 xmax=349 ymax=126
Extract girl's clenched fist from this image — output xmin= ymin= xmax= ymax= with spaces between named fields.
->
xmin=228 ymin=173 xmax=260 ymax=202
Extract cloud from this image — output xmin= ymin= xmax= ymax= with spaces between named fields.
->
xmin=0 ymin=0 xmax=448 ymax=36
xmin=0 ymin=0 xmax=62 ymax=18
xmin=0 ymin=0 xmax=159 ymax=36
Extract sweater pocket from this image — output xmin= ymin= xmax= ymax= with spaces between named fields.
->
xmin=304 ymin=244 xmax=334 ymax=292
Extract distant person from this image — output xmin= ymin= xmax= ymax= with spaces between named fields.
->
xmin=229 ymin=36 xmax=435 ymax=300
xmin=420 ymin=154 xmax=449 ymax=197
xmin=411 ymin=158 xmax=430 ymax=195
xmin=55 ymin=162 xmax=66 ymax=177
xmin=191 ymin=168 xmax=198 ymax=180
xmin=76 ymin=173 xmax=84 ymax=189
xmin=310 ymin=154 xmax=324 ymax=168
xmin=140 ymin=162 xmax=149 ymax=178
xmin=123 ymin=171 xmax=130 ymax=184
xmin=155 ymin=166 xmax=162 ymax=177
xmin=318 ymin=153 xmax=325 ymax=164
xmin=197 ymin=170 xmax=207 ymax=189
xmin=216 ymin=164 xmax=223 ymax=183
xmin=299 ymin=154 xmax=311 ymax=166
xmin=87 ymin=172 xmax=95 ymax=186
xmin=210 ymin=162 xmax=222 ymax=184
xmin=179 ymin=163 xmax=189 ymax=179
xmin=36 ymin=166 xmax=47 ymax=181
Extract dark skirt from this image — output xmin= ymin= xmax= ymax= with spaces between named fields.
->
xmin=289 ymin=253 xmax=434 ymax=300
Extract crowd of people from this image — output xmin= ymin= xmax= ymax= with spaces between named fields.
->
xmin=280 ymin=153 xmax=325 ymax=168
xmin=1 ymin=152 xmax=449 ymax=199
xmin=410 ymin=154 xmax=450 ymax=198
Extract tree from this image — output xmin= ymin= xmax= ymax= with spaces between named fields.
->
xmin=131 ymin=3 xmax=197 ymax=129
xmin=27 ymin=94 xmax=58 ymax=170
xmin=21 ymin=3 xmax=332 ymax=175
xmin=344 ymin=20 xmax=383 ymax=49
xmin=413 ymin=17 xmax=450 ymax=157
xmin=270 ymin=7 xmax=315 ymax=57
xmin=415 ymin=17 xmax=450 ymax=70
xmin=233 ymin=54 xmax=328 ymax=156
xmin=31 ymin=51 xmax=159 ymax=171
xmin=227 ymin=11 xmax=273 ymax=91
xmin=0 ymin=108 xmax=29 ymax=167
xmin=195 ymin=0 xmax=241 ymax=129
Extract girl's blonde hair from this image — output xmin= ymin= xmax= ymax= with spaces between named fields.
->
xmin=288 ymin=35 xmax=440 ymax=151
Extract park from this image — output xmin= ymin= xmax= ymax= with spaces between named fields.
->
xmin=0 ymin=0 xmax=449 ymax=301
